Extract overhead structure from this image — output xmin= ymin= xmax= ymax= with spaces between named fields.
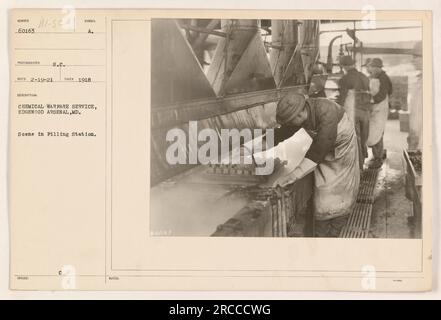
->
xmin=151 ymin=19 xmax=217 ymax=184
xmin=151 ymin=19 xmax=320 ymax=185
xmin=269 ymin=20 xmax=320 ymax=88
xmin=178 ymin=19 xmax=221 ymax=66
xmin=151 ymin=19 xmax=216 ymax=107
xmin=207 ymin=19 xmax=276 ymax=96
xmin=298 ymin=20 xmax=320 ymax=84
xmin=269 ymin=20 xmax=299 ymax=87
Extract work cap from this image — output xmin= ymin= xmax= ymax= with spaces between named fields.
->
xmin=368 ymin=58 xmax=383 ymax=68
xmin=339 ymin=55 xmax=355 ymax=66
xmin=311 ymin=64 xmax=324 ymax=75
xmin=276 ymin=92 xmax=306 ymax=125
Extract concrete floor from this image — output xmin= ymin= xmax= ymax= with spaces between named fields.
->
xmin=368 ymin=119 xmax=417 ymax=239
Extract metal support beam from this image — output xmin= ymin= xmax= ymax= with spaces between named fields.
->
xmin=319 ymin=25 xmax=422 ymax=34
xmin=181 ymin=23 xmax=228 ymax=38
xmin=192 ymin=19 xmax=221 ymax=49
xmin=207 ymin=19 xmax=262 ymax=95
xmin=151 ymin=85 xmax=307 ymax=129
xmin=349 ymin=46 xmax=418 ymax=55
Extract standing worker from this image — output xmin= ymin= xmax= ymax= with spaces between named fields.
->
xmin=273 ymin=93 xmax=360 ymax=237
xmin=365 ymin=58 xmax=393 ymax=169
xmin=336 ymin=55 xmax=371 ymax=170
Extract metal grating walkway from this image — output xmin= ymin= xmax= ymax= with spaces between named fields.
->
xmin=339 ymin=168 xmax=380 ymax=238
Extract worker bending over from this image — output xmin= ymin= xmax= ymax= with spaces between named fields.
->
xmin=365 ymin=58 xmax=393 ymax=169
xmin=337 ymin=55 xmax=371 ymax=170
xmin=273 ymin=93 xmax=360 ymax=237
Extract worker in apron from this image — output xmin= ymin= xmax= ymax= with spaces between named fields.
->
xmin=365 ymin=58 xmax=393 ymax=169
xmin=337 ymin=55 xmax=371 ymax=170
xmin=273 ymin=93 xmax=360 ymax=237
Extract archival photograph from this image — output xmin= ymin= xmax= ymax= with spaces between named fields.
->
xmin=149 ymin=18 xmax=423 ymax=239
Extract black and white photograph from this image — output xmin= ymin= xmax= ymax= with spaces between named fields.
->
xmin=3 ymin=3 xmax=436 ymax=294
xmin=150 ymin=18 xmax=423 ymax=239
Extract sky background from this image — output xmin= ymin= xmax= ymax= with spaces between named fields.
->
xmin=320 ymin=20 xmax=422 ymax=46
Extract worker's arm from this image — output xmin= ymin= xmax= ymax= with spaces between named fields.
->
xmin=386 ymin=73 xmax=393 ymax=96
xmin=273 ymin=158 xmax=317 ymax=187
xmin=372 ymin=73 xmax=392 ymax=104
xmin=361 ymin=73 xmax=370 ymax=90
xmin=304 ymin=104 xmax=340 ymax=164
xmin=336 ymin=77 xmax=349 ymax=106
xmin=357 ymin=73 xmax=373 ymax=110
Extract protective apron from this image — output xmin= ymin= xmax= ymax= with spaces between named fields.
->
xmin=313 ymin=112 xmax=360 ymax=221
xmin=366 ymin=78 xmax=389 ymax=146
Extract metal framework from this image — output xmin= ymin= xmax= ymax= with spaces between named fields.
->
xmin=151 ymin=19 xmax=320 ymax=185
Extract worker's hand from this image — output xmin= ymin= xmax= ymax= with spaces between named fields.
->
xmin=273 ymin=158 xmax=317 ymax=188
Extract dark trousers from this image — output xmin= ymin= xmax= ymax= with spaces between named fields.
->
xmin=371 ymin=135 xmax=384 ymax=159
xmin=354 ymin=109 xmax=370 ymax=169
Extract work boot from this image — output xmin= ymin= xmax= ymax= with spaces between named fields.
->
xmin=368 ymin=158 xmax=383 ymax=169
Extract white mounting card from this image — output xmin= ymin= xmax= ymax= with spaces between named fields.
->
xmin=8 ymin=8 xmax=432 ymax=291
